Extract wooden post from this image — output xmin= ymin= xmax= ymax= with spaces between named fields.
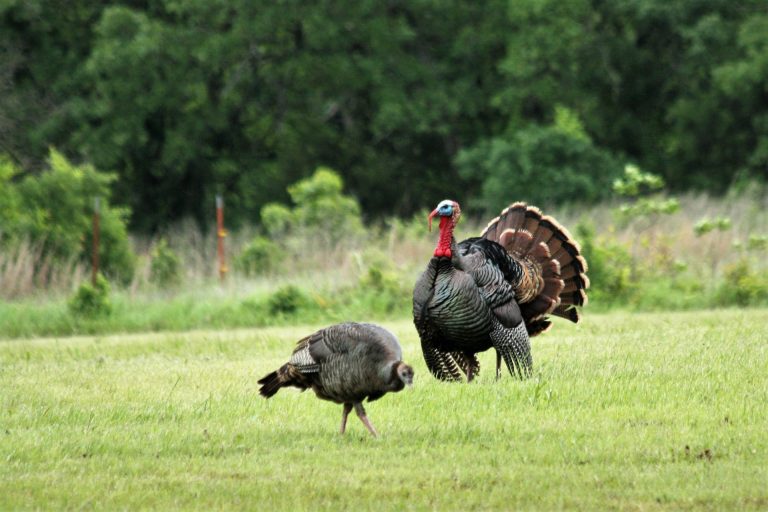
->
xmin=92 ymin=197 xmax=100 ymax=285
xmin=216 ymin=195 xmax=227 ymax=281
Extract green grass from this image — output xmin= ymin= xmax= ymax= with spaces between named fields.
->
xmin=1 ymin=310 xmax=767 ymax=510
xmin=0 ymin=282 xmax=412 ymax=339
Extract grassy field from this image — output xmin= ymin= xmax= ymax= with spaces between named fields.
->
xmin=1 ymin=309 xmax=767 ymax=510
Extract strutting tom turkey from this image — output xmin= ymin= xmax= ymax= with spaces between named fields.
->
xmin=413 ymin=200 xmax=588 ymax=382
xmin=258 ymin=322 xmax=414 ymax=437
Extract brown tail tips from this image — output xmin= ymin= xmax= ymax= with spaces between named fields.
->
xmin=552 ymin=304 xmax=581 ymax=323
xmin=526 ymin=319 xmax=552 ymax=337
xmin=257 ymin=370 xmax=282 ymax=398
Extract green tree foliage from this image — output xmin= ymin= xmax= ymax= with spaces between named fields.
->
xmin=499 ymin=0 xmax=767 ymax=192
xmin=0 ymin=149 xmax=135 ymax=283
xmin=613 ymin=165 xmax=680 ymax=223
xmin=0 ymin=157 xmax=22 ymax=234
xmin=3 ymin=1 xmax=508 ymax=229
xmin=1 ymin=1 xmax=767 ymax=232
xmin=261 ymin=168 xmax=363 ymax=244
xmin=457 ymin=122 xmax=622 ymax=214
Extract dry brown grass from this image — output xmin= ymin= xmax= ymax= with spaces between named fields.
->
xmin=1 ymin=193 xmax=766 ymax=301
xmin=0 ymin=239 xmax=87 ymax=299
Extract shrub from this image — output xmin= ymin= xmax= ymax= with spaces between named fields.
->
xmin=261 ymin=168 xmax=364 ymax=244
xmin=746 ymin=234 xmax=768 ymax=251
xmin=716 ymin=259 xmax=768 ymax=306
xmin=4 ymin=149 xmax=135 ymax=284
xmin=0 ymin=156 xmax=22 ymax=237
xmin=68 ymin=274 xmax=112 ymax=317
xmin=613 ymin=165 xmax=679 ymax=224
xmin=694 ymin=217 xmax=732 ymax=237
xmin=267 ymin=285 xmax=308 ymax=315
xmin=575 ymin=222 xmax=634 ymax=306
xmin=234 ymin=236 xmax=280 ymax=276
xmin=150 ymin=239 xmax=182 ymax=286
xmin=356 ymin=262 xmax=410 ymax=314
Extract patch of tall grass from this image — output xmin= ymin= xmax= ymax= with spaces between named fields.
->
xmin=1 ymin=193 xmax=767 ymax=339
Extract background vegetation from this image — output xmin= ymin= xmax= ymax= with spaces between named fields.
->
xmin=2 ymin=1 xmax=768 ymax=336
xmin=3 ymin=1 xmax=767 ymax=229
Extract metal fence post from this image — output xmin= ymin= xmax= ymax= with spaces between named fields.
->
xmin=216 ymin=195 xmax=227 ymax=281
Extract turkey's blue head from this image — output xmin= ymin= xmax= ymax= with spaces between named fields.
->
xmin=428 ymin=199 xmax=461 ymax=232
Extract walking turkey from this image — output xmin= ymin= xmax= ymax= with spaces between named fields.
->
xmin=258 ymin=322 xmax=414 ymax=437
xmin=413 ymin=200 xmax=588 ymax=382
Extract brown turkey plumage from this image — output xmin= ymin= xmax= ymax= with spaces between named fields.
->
xmin=258 ymin=322 xmax=414 ymax=437
xmin=413 ymin=200 xmax=589 ymax=382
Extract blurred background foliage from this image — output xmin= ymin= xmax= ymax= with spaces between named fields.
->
xmin=2 ymin=0 xmax=766 ymax=231
xmin=1 ymin=1 xmax=768 ymax=335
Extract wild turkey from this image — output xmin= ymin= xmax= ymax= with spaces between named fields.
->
xmin=258 ymin=322 xmax=414 ymax=437
xmin=413 ymin=200 xmax=588 ymax=382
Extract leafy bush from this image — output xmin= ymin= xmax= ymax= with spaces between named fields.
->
xmin=0 ymin=156 xmax=22 ymax=237
xmin=612 ymin=164 xmax=664 ymax=197
xmin=613 ymin=165 xmax=679 ymax=224
xmin=2 ymin=149 xmax=135 ymax=284
xmin=575 ymin=222 xmax=634 ymax=306
xmin=457 ymin=124 xmax=623 ymax=214
xmin=716 ymin=259 xmax=768 ymax=307
xmin=746 ymin=235 xmax=768 ymax=251
xmin=694 ymin=217 xmax=732 ymax=237
xmin=150 ymin=239 xmax=182 ymax=286
xmin=68 ymin=274 xmax=112 ymax=317
xmin=357 ymin=262 xmax=410 ymax=314
xmin=260 ymin=168 xmax=364 ymax=243
xmin=234 ymin=236 xmax=280 ymax=276
xmin=267 ymin=285 xmax=309 ymax=315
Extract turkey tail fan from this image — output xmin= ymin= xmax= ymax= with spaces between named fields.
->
xmin=481 ymin=202 xmax=589 ymax=324
xmin=257 ymin=370 xmax=283 ymax=398
xmin=258 ymin=363 xmax=308 ymax=398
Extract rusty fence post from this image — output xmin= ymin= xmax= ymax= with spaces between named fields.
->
xmin=92 ymin=197 xmax=100 ymax=285
xmin=216 ymin=195 xmax=228 ymax=281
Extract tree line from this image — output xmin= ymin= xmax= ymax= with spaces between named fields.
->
xmin=2 ymin=0 xmax=766 ymax=232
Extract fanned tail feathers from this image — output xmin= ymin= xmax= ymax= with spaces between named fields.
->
xmin=482 ymin=202 xmax=589 ymax=328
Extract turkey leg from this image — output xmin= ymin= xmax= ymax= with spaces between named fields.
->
xmin=339 ymin=403 xmax=353 ymax=434
xmin=354 ymin=402 xmax=379 ymax=437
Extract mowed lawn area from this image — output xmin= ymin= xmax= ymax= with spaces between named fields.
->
xmin=1 ymin=310 xmax=766 ymax=510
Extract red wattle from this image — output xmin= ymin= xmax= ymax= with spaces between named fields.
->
xmin=433 ymin=216 xmax=454 ymax=258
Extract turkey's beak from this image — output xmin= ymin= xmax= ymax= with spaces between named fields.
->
xmin=428 ymin=209 xmax=439 ymax=232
